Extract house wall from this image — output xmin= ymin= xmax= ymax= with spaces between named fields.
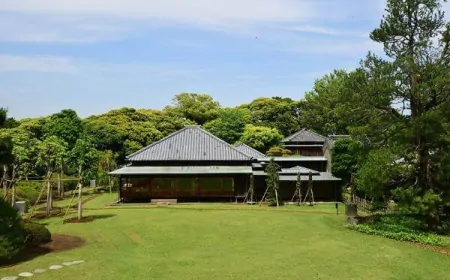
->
xmin=119 ymin=174 xmax=249 ymax=202
xmin=288 ymin=147 xmax=324 ymax=156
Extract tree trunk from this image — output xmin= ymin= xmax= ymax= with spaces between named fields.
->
xmin=2 ymin=165 xmax=8 ymax=193
xmin=60 ymin=161 xmax=64 ymax=197
xmin=77 ymin=183 xmax=83 ymax=220
xmin=10 ymin=167 xmax=16 ymax=207
xmin=50 ymin=182 xmax=53 ymax=208
xmin=427 ymin=210 xmax=440 ymax=232
xmin=57 ymin=173 xmax=61 ymax=197
xmin=11 ymin=183 xmax=15 ymax=207
xmin=46 ymin=179 xmax=51 ymax=216
xmin=275 ymin=188 xmax=279 ymax=208
xmin=109 ymin=176 xmax=112 ymax=194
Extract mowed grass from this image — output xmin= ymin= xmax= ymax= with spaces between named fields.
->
xmin=2 ymin=194 xmax=450 ymax=280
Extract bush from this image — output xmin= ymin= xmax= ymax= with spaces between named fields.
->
xmin=16 ymin=181 xmax=43 ymax=205
xmin=0 ymin=197 xmax=25 ymax=261
xmin=346 ymin=214 xmax=450 ymax=247
xmin=64 ymin=178 xmax=79 ymax=192
xmin=22 ymin=222 xmax=52 ymax=246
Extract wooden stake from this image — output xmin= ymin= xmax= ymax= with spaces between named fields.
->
xmin=259 ymin=186 xmax=269 ymax=206
xmin=29 ymin=181 xmax=47 ymax=218
xmin=62 ymin=190 xmax=77 ymax=224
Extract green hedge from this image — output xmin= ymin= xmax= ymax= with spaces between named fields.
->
xmin=346 ymin=214 xmax=450 ymax=247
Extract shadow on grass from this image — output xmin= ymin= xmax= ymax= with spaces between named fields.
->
xmin=0 ymin=234 xmax=85 ymax=268
xmin=63 ymin=214 xmax=116 ymax=224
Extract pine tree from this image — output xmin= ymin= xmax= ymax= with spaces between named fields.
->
xmin=265 ymin=158 xmax=281 ymax=207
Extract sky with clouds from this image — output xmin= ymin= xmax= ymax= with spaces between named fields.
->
xmin=1 ymin=0 xmax=449 ymax=119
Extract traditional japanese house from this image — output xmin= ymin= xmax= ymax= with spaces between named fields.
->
xmin=110 ymin=126 xmax=342 ymax=203
xmin=281 ymin=128 xmax=327 ymax=156
xmin=110 ymin=125 xmax=254 ymax=202
xmin=232 ymin=143 xmax=341 ymax=201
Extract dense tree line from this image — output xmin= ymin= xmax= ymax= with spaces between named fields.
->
xmin=0 ymin=95 xmax=307 ymax=187
xmin=1 ymin=0 xmax=449 ymax=231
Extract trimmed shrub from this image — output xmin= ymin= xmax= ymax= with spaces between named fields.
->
xmin=22 ymin=222 xmax=52 ymax=246
xmin=0 ymin=197 xmax=25 ymax=261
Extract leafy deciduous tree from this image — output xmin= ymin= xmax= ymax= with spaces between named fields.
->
xmin=203 ymin=108 xmax=246 ymax=144
xmin=44 ymin=109 xmax=83 ymax=150
xmin=238 ymin=97 xmax=301 ymax=137
xmin=164 ymin=93 xmax=221 ymax=125
xmin=239 ymin=125 xmax=283 ymax=153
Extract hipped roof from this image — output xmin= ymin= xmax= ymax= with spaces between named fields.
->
xmin=282 ymin=128 xmax=327 ymax=143
xmin=126 ymin=125 xmax=252 ymax=162
xmin=110 ymin=166 xmax=253 ymax=175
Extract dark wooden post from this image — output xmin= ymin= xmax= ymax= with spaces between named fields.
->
xmin=118 ymin=176 xmax=122 ymax=203
xmin=197 ymin=177 xmax=200 ymax=203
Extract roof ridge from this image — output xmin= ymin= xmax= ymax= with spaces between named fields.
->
xmin=126 ymin=126 xmax=189 ymax=159
xmin=282 ymin=127 xmax=327 ymax=142
xmin=290 ymin=165 xmax=318 ymax=171
xmin=234 ymin=142 xmax=267 ymax=158
xmin=307 ymin=129 xmax=327 ymax=140
xmin=197 ymin=127 xmax=253 ymax=160
xmin=282 ymin=128 xmax=306 ymax=142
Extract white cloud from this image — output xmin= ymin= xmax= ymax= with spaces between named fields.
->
xmin=0 ymin=0 xmax=316 ymax=23
xmin=0 ymin=54 xmax=211 ymax=79
xmin=292 ymin=40 xmax=383 ymax=55
xmin=0 ymin=55 xmax=76 ymax=73
xmin=290 ymin=25 xmax=368 ymax=38
xmin=0 ymin=15 xmax=131 ymax=43
xmin=0 ymin=0 xmax=383 ymax=44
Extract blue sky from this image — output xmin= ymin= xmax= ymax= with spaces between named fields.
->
xmin=1 ymin=0 xmax=448 ymax=119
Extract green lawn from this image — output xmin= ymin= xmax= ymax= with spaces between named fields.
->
xmin=2 ymin=193 xmax=450 ymax=280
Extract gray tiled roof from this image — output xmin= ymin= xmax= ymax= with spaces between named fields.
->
xmin=253 ymin=166 xmax=321 ymax=176
xmin=282 ymin=128 xmax=327 ymax=143
xmin=234 ymin=143 xmax=267 ymax=159
xmin=110 ymin=166 xmax=252 ymax=175
xmin=126 ymin=125 xmax=252 ymax=162
xmin=279 ymin=166 xmax=320 ymax=175
xmin=279 ymin=172 xmax=341 ymax=182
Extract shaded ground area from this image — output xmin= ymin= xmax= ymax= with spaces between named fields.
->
xmin=1 ymin=235 xmax=85 ymax=267
xmin=63 ymin=214 xmax=116 ymax=224
xmin=69 ymin=194 xmax=103 ymax=209
xmin=28 ymin=194 xmax=103 ymax=220
xmin=30 ymin=207 xmax=64 ymax=219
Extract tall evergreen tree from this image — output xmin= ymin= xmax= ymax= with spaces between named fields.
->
xmin=359 ymin=0 xmax=450 ymax=230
